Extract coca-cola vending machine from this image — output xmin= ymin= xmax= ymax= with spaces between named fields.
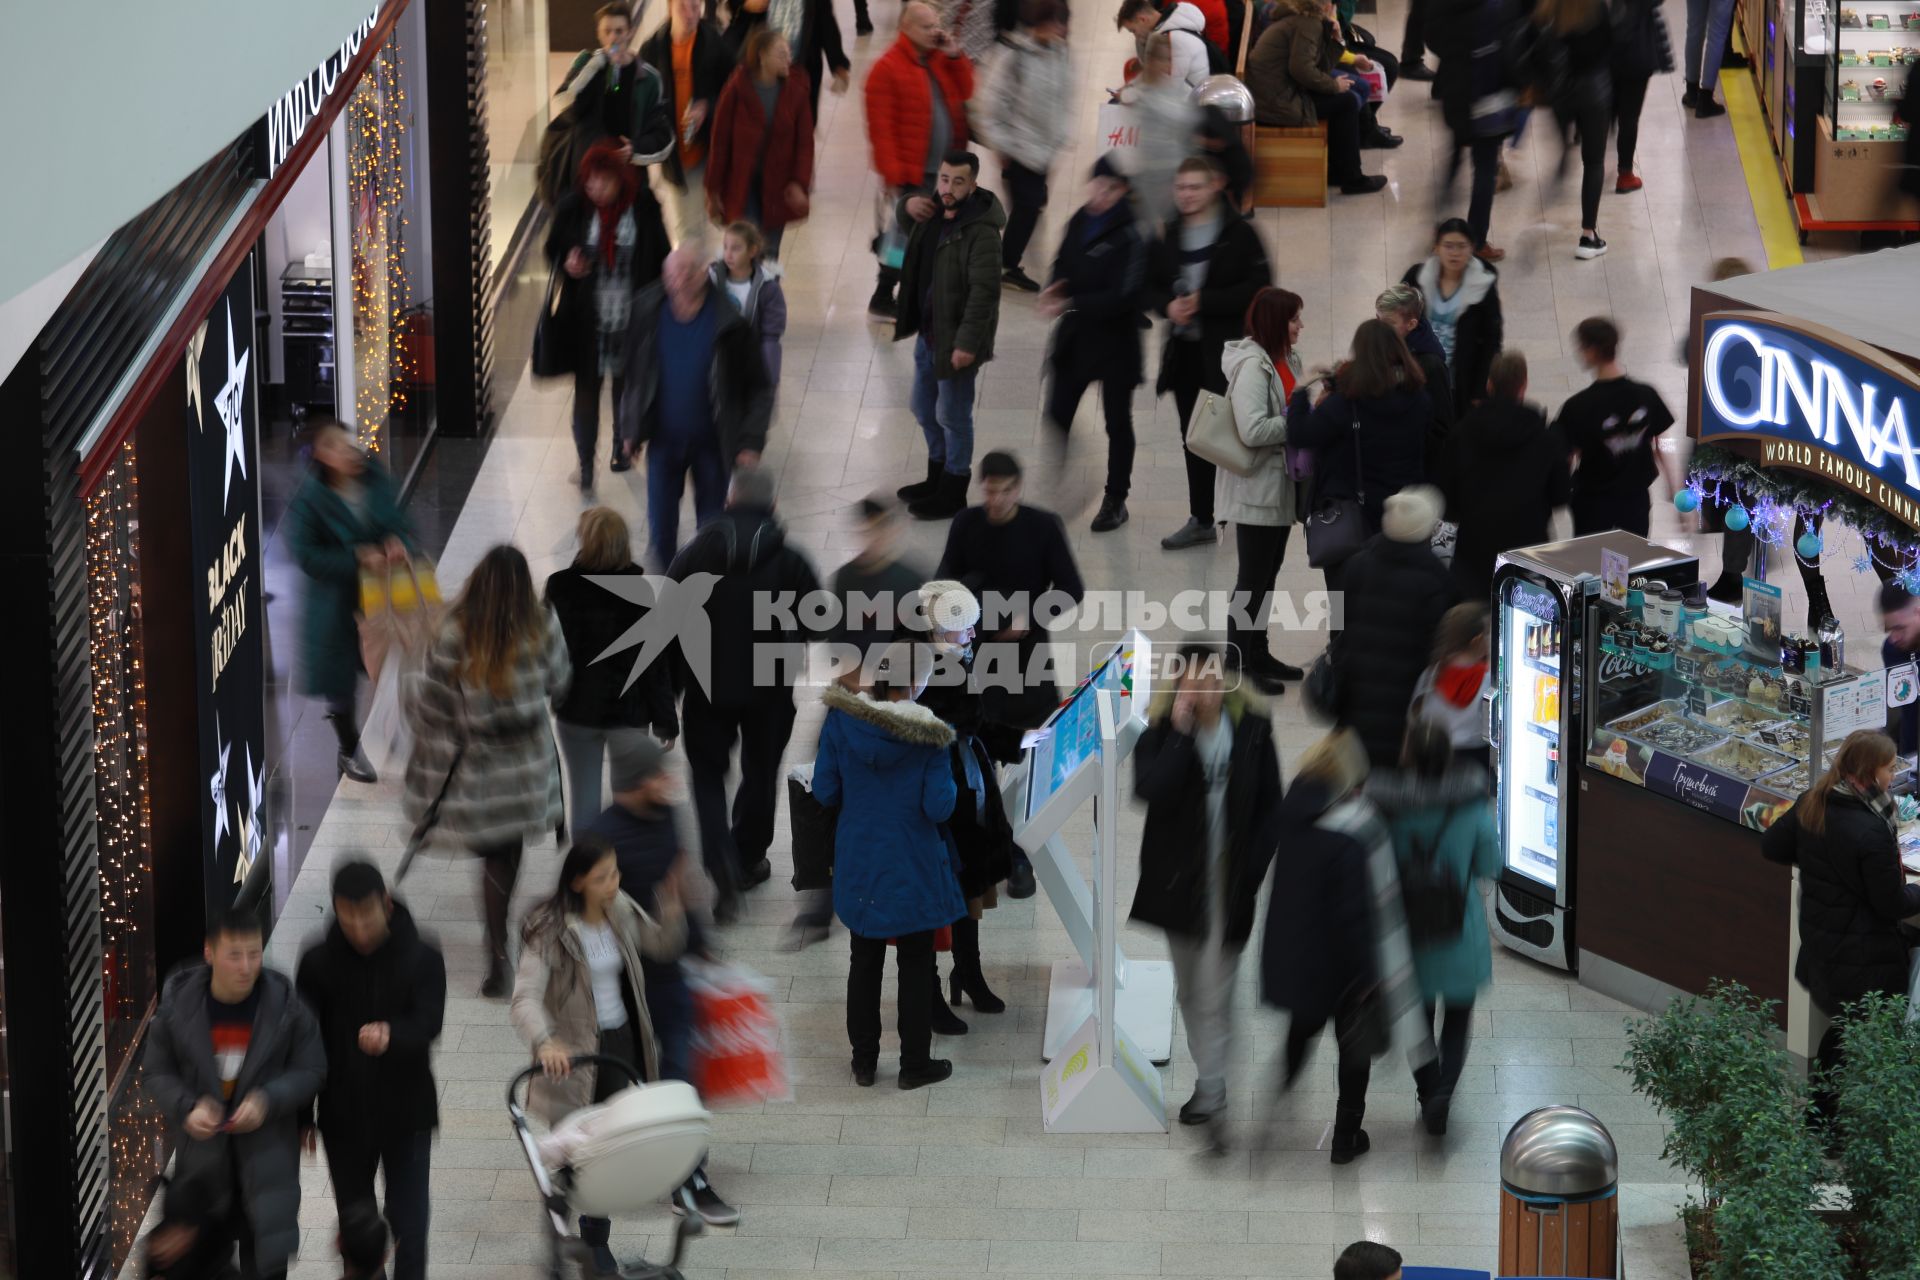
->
xmin=1487 ymin=533 xmax=1698 ymax=972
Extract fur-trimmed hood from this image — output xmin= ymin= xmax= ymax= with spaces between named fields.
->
xmin=1366 ymin=764 xmax=1490 ymax=813
xmin=1415 ymin=254 xmax=1498 ymax=313
xmin=822 ymin=683 xmax=957 ymax=750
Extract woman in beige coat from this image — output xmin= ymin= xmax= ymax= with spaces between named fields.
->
xmin=511 ymin=836 xmax=686 ymax=1273
xmin=1219 ymin=287 xmax=1308 ymax=695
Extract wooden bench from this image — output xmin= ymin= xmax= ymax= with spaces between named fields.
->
xmin=1252 ymin=124 xmax=1329 ymax=209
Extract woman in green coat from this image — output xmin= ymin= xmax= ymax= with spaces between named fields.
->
xmin=285 ymin=422 xmax=414 ymax=782
xmin=1366 ymin=718 xmax=1497 ymax=1136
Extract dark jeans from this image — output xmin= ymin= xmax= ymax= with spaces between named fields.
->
xmin=1047 ymin=353 xmax=1137 ymax=501
xmin=1411 ymin=997 xmax=1476 ymax=1104
xmin=579 ymin=1022 xmax=640 ymax=1251
xmin=324 ymin=1127 xmax=432 ymax=1280
xmin=572 ymin=369 xmax=628 ymax=481
xmin=848 ymin=929 xmax=937 ymax=1069
xmin=1556 ymin=85 xmax=1612 ymax=231
xmin=645 ymin=965 xmax=712 ymax=1187
xmin=1308 ymin=90 xmax=1365 ymax=184
xmin=1282 ymin=1003 xmax=1374 ymax=1125
xmin=1448 ymin=136 xmax=1504 ymax=248
xmin=1170 ymin=370 xmax=1217 ymax=524
xmin=646 ymin=427 xmax=728 ymax=571
xmin=1001 ymin=158 xmax=1050 ymax=271
xmin=743 ymin=185 xmax=787 ymax=259
xmin=1400 ymin=0 xmax=1429 ymax=61
xmin=1230 ymin=523 xmax=1293 ymax=667
xmin=683 ymin=693 xmax=798 ymax=903
xmin=1614 ymin=74 xmax=1651 ymax=173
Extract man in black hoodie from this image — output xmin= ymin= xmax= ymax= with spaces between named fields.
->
xmin=295 ymin=862 xmax=446 ymax=1280
xmin=669 ymin=465 xmax=822 ymax=920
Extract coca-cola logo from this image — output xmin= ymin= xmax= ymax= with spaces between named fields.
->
xmin=1597 ymin=653 xmax=1646 ymax=685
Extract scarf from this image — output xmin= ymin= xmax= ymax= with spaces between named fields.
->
xmin=1435 ymin=660 xmax=1489 ymax=709
xmin=1835 ymin=778 xmax=1899 ymax=832
xmin=578 ymin=140 xmax=640 ymax=269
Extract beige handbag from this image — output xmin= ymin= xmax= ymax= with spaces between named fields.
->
xmin=1183 ymin=361 xmax=1261 ymax=477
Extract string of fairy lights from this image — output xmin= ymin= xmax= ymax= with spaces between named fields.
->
xmin=345 ymin=29 xmax=417 ymax=454
xmin=86 ymin=438 xmax=165 ymax=1271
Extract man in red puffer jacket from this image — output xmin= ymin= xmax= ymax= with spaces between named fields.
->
xmin=863 ymin=0 xmax=974 ymax=320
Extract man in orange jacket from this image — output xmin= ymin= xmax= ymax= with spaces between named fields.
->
xmin=863 ymin=0 xmax=975 ymax=320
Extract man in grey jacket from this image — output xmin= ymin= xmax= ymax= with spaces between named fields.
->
xmin=617 ymin=244 xmax=775 ymax=570
xmin=980 ymin=0 xmax=1071 ymax=291
xmin=144 ymin=907 xmax=327 ymax=1280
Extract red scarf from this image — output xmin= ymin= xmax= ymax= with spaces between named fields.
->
xmin=578 ymin=139 xmax=640 ymax=270
xmin=1435 ymin=660 xmax=1487 ymax=708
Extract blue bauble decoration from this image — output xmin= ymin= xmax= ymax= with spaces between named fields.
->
xmin=1675 ymin=489 xmax=1700 ymax=513
xmin=1797 ymin=530 xmax=1823 ymax=560
xmin=1724 ymin=505 xmax=1750 ymax=532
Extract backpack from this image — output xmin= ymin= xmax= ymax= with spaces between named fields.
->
xmin=1399 ymin=805 xmax=1469 ymax=946
xmin=1201 ymin=31 xmax=1233 ymax=74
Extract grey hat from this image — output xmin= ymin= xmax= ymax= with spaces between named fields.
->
xmin=609 ymin=734 xmax=669 ymax=793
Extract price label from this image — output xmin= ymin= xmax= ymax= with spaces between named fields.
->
xmin=1676 ymin=654 xmax=1702 ymax=681
xmin=1687 ymin=686 xmax=1712 ymax=717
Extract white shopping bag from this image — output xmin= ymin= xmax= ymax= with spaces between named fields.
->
xmin=1097 ymin=98 xmax=1141 ymax=158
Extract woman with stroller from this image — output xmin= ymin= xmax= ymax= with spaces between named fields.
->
xmin=404 ymin=545 xmax=572 ymax=999
xmin=812 ymin=639 xmax=964 ymax=1089
xmin=511 ymin=836 xmax=687 ymax=1276
xmin=1368 ymin=719 xmax=1498 ymax=1136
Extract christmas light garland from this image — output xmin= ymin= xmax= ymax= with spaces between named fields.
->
xmin=1685 ymin=443 xmax=1920 ymax=592
xmin=346 ymin=27 xmax=418 ymax=454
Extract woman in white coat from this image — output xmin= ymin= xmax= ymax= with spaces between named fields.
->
xmin=1219 ymin=286 xmax=1308 ymax=695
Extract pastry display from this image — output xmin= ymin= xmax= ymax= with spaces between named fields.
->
xmin=1634 ymin=717 xmax=1728 ymax=755
xmin=1702 ymin=699 xmax=1777 ymax=731
xmin=1842 ymin=7 xmax=1863 ymax=26
xmin=1749 ymin=721 xmax=1813 ymax=760
xmin=1695 ymin=738 xmax=1794 ymax=782
xmin=1760 ymin=759 xmax=1814 ymax=794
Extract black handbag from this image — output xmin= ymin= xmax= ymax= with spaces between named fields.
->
xmin=787 ymin=765 xmax=838 ymax=892
xmin=1399 ymin=804 xmax=1469 ymax=945
xmin=1304 ymin=411 xmax=1368 ymax=568
xmin=530 ymin=266 xmax=571 ymax=379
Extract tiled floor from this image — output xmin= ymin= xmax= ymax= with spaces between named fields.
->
xmin=260 ymin=0 xmax=1885 ymax=1273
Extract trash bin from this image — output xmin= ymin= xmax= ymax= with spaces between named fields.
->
xmin=1496 ymin=1105 xmax=1619 ymax=1278
xmin=1192 ymin=75 xmax=1256 ymax=211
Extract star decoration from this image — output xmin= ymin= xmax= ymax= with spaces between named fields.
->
xmin=1854 ymin=555 xmax=1876 ymax=576
xmin=234 ymin=742 xmax=265 ymax=886
xmin=185 ymin=318 xmax=208 ymax=430
xmin=208 ymin=713 xmax=232 ymax=849
xmin=212 ymin=300 xmax=251 ymax=512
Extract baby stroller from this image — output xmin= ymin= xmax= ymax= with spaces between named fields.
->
xmin=508 ymin=1054 xmax=713 ymax=1279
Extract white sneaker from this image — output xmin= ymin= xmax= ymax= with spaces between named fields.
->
xmin=1576 ymin=234 xmax=1609 ymax=260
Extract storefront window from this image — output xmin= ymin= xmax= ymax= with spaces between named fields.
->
xmin=484 ymin=0 xmax=551 ymax=273
xmin=345 ymin=16 xmax=435 ymax=485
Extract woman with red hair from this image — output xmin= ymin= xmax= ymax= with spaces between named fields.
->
xmin=543 ymin=138 xmax=670 ymax=496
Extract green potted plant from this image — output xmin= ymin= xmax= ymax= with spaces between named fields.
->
xmin=1830 ymin=992 xmax=1920 ymax=1276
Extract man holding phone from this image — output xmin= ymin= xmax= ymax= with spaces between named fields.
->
xmin=145 ymin=908 xmax=326 ymax=1280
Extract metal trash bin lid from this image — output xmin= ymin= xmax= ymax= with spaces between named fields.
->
xmin=1500 ymin=1105 xmax=1619 ymax=1198
xmin=1192 ymin=75 xmax=1254 ymax=122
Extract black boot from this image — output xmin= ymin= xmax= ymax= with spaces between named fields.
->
xmin=327 ymin=711 xmax=378 ymax=783
xmin=947 ymin=917 xmax=1005 ymax=1012
xmin=1005 ymin=852 xmax=1036 ymax=899
xmin=578 ymin=1215 xmax=618 ymax=1275
xmin=1806 ymin=578 xmax=1836 ymax=632
xmin=897 ymin=459 xmax=942 ymax=502
xmin=1330 ymin=1104 xmax=1370 ymax=1164
xmin=930 ymin=968 xmax=969 ymax=1035
xmin=910 ymin=469 xmax=970 ymax=520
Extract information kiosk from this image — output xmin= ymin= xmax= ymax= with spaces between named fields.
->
xmin=1003 ymin=631 xmax=1172 ymax=1133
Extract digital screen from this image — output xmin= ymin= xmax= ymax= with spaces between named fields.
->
xmin=1500 ymin=577 xmax=1562 ymax=889
xmin=1023 ymin=644 xmax=1138 ymax=821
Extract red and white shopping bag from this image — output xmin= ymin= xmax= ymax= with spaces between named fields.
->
xmin=685 ymin=961 xmax=791 ymax=1107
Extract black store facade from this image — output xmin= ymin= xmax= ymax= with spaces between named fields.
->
xmin=0 ymin=0 xmax=501 ymax=1273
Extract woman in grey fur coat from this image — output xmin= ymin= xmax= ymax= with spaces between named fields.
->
xmin=405 ymin=544 xmax=573 ymax=996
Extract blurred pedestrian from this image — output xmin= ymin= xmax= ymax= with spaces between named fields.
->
xmin=1610 ymin=0 xmax=1673 ymax=191
xmin=145 ymin=908 xmax=326 ymax=1280
xmin=1372 ymin=284 xmax=1456 ymax=438
xmin=1038 ymin=156 xmax=1151 ymax=534
xmin=1150 ymin=156 xmax=1274 ymax=550
xmin=1434 ymin=352 xmax=1570 ymax=597
xmin=1368 ymin=720 xmax=1497 ymax=1135
xmin=510 ymin=838 xmax=688 ymax=1274
xmin=812 ymin=640 xmax=964 ymax=1089
xmin=721 ymin=0 xmax=851 ymax=124
xmin=1431 ymin=0 xmax=1523 ymax=256
xmin=402 ymin=545 xmax=571 ymax=998
xmin=643 ymin=0 xmax=739 ymax=243
xmin=979 ymin=0 xmax=1071 ymax=291
xmin=863 ymin=1 xmax=976 ymax=320
xmin=1131 ymin=642 xmax=1283 ymax=1129
xmin=615 ymin=243 xmax=774 ymax=569
xmin=1536 ymin=0 xmax=1615 ymax=259
xmin=1680 ymin=0 xmax=1734 ymax=116
xmin=1400 ymin=218 xmax=1503 ymax=420
xmin=711 ymin=222 xmax=788 ymax=384
xmin=286 ymin=420 xmax=415 ymax=785
xmin=296 ymin=862 xmax=446 ymax=1280
xmin=893 ymin=150 xmax=1006 ymax=520
xmin=336 ymin=1202 xmax=391 ymax=1280
xmin=1555 ymin=317 xmax=1679 ymax=537
xmin=1118 ymin=34 xmax=1201 ymax=227
xmin=1118 ymin=0 xmax=1213 ymax=89
xmin=546 ymin=508 xmax=679 ymax=825
xmin=706 ymin=30 xmax=816 ymax=258
xmin=667 ymin=467 xmax=822 ymax=922
xmin=1409 ymin=602 xmax=1493 ymax=776
xmin=1219 ymin=288 xmax=1308 ymax=693
xmin=586 ymin=738 xmax=740 ymax=1226
xmin=555 ymin=3 xmax=677 ymax=175
xmin=545 ymin=138 xmax=672 ymax=497
xmin=1335 ymin=1240 xmax=1405 ymax=1280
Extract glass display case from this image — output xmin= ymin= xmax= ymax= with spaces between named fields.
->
xmin=1827 ymin=0 xmax=1914 ymax=140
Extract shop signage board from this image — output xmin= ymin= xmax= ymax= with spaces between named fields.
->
xmin=1698 ymin=311 xmax=1920 ymax=528
xmin=266 ymin=8 xmax=382 ymax=176
xmin=184 ymin=260 xmax=268 ymax=908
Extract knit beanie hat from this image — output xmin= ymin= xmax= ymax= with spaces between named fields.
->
xmin=608 ymin=734 xmax=668 ymax=793
xmin=917 ymin=579 xmax=982 ymax=633
xmin=1382 ymin=485 xmax=1444 ymax=545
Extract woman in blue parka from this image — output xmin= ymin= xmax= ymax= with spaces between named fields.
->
xmin=813 ymin=639 xmax=963 ymax=1091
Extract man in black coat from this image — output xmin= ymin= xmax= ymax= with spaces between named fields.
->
xmin=1434 ymin=351 xmax=1570 ymax=597
xmin=1329 ymin=487 xmax=1459 ymax=767
xmin=1130 ymin=644 xmax=1282 ymax=1128
xmin=1040 ymin=156 xmax=1151 ymax=534
xmin=1149 ymin=156 xmax=1273 ymax=550
xmin=668 ymin=465 xmax=822 ymax=920
xmin=295 ymin=862 xmax=446 ymax=1280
